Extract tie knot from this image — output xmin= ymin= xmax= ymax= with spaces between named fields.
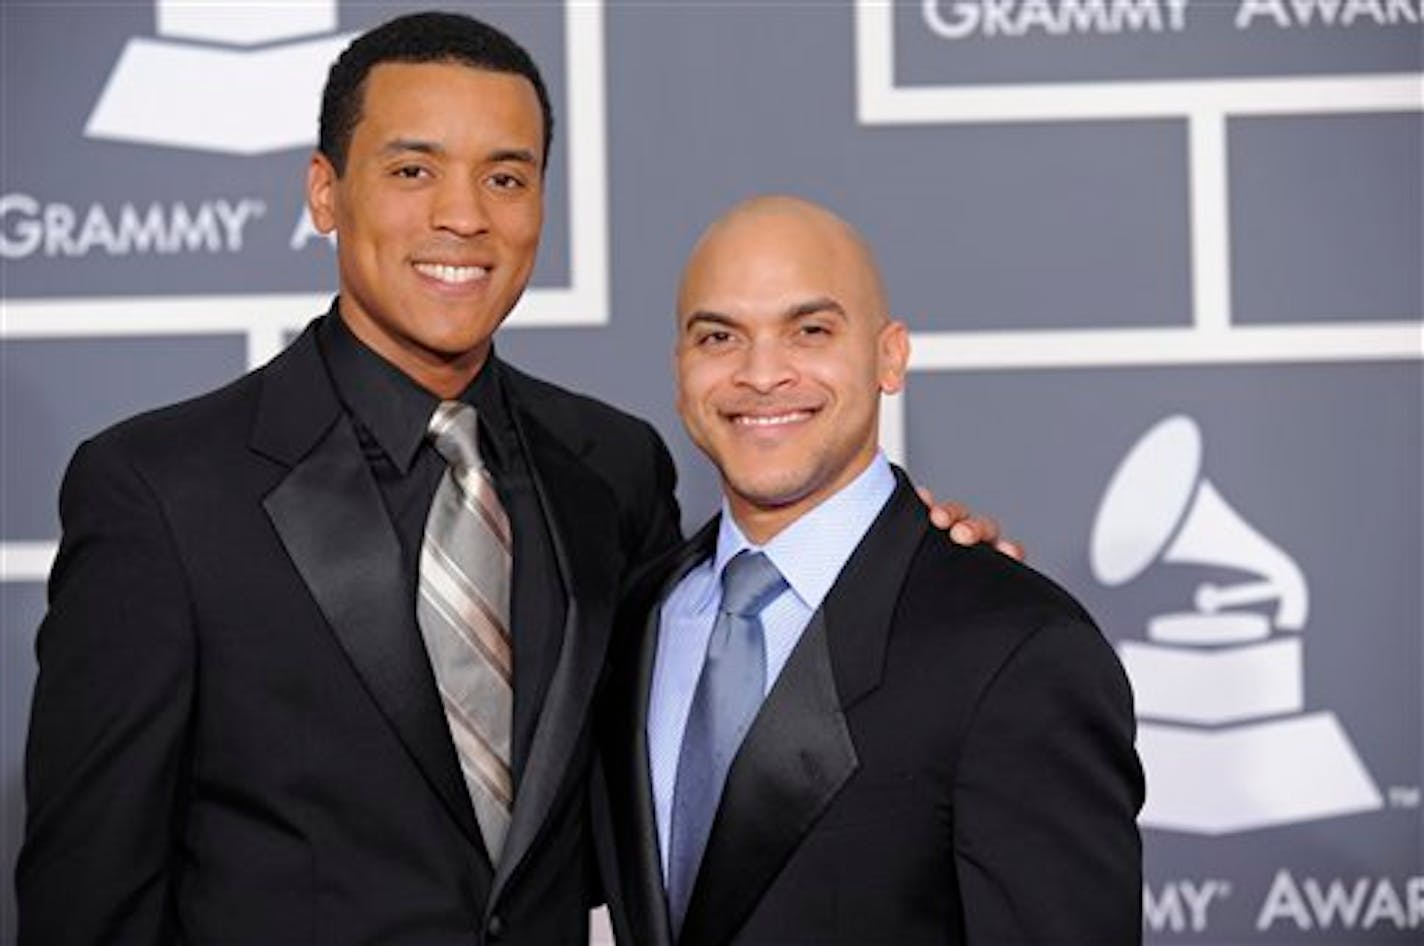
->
xmin=427 ymin=400 xmax=483 ymax=471
xmin=719 ymin=551 xmax=787 ymax=618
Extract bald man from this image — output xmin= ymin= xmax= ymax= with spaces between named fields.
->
xmin=597 ymin=197 xmax=1144 ymax=946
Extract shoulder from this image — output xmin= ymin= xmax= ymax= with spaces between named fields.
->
xmin=622 ymin=519 xmax=715 ymax=613
xmin=77 ymin=369 xmax=264 ymax=475
xmin=499 ymin=360 xmax=675 ymax=493
xmin=77 ymin=322 xmax=333 ymax=477
xmin=500 ymin=360 xmax=683 ymax=567
xmin=50 ymin=368 xmax=275 ymax=566
xmin=894 ymin=538 xmax=1121 ymax=687
xmin=906 ymin=538 xmax=1092 ymax=629
xmin=892 ymin=542 xmax=1139 ymax=783
xmin=499 ymin=361 xmax=650 ymax=431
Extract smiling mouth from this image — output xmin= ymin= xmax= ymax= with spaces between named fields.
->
xmin=730 ymin=410 xmax=816 ymax=427
xmin=414 ymin=262 xmax=490 ymax=285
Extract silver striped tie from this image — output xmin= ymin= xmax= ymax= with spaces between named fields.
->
xmin=419 ymin=400 xmax=514 ymax=861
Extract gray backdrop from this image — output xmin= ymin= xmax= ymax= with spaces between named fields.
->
xmin=2 ymin=1 xmax=1420 ymax=943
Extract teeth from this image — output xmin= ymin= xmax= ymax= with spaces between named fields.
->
xmin=735 ymin=411 xmax=809 ymax=427
xmin=415 ymin=262 xmax=488 ymax=285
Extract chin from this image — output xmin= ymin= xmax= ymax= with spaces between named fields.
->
xmin=422 ymin=325 xmax=496 ymax=357
xmin=725 ymin=470 xmax=818 ymax=513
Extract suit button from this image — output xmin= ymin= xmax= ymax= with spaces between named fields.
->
xmin=487 ymin=915 xmax=505 ymax=940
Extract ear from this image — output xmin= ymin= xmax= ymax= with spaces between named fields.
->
xmin=306 ymin=152 xmax=339 ymax=235
xmin=877 ymin=320 xmax=910 ymax=395
xmin=672 ymin=338 xmax=693 ymax=420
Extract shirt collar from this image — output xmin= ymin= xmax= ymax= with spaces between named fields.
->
xmin=318 ymin=307 xmax=511 ymax=473
xmin=702 ymin=452 xmax=896 ymax=613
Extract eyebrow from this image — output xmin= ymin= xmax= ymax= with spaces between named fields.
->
xmin=487 ymin=147 xmax=539 ymax=166
xmin=379 ymin=140 xmax=539 ymax=166
xmin=682 ymin=296 xmax=848 ymax=331
xmin=682 ymin=311 xmax=736 ymax=331
xmin=381 ymin=138 xmax=443 ymax=158
xmin=786 ymin=296 xmax=846 ymax=320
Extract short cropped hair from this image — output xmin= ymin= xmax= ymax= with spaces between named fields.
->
xmin=318 ymin=11 xmax=554 ymax=175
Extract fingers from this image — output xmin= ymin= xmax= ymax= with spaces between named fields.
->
xmin=948 ymin=515 xmax=999 ymax=547
xmin=913 ymin=482 xmax=1024 ymax=559
xmin=994 ymin=538 xmax=1026 ymax=562
xmin=918 ymin=485 xmax=968 ymax=532
xmin=930 ymin=501 xmax=968 ymax=532
xmin=954 ymin=521 xmax=1026 ymax=561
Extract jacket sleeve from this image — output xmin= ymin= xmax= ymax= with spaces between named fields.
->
xmin=17 ymin=437 xmax=196 ymax=946
xmin=953 ymin=615 xmax=1145 ymax=946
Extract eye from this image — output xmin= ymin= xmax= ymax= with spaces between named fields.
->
xmin=694 ymin=329 xmax=734 ymax=348
xmin=391 ymin=164 xmax=430 ymax=181
xmin=487 ymin=171 xmax=526 ymax=190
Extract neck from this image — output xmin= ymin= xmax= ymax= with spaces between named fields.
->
xmin=339 ymin=312 xmax=492 ymax=399
xmin=727 ymin=505 xmax=795 ymax=547
xmin=724 ymin=449 xmax=880 ymax=546
xmin=408 ymin=350 xmax=491 ymax=399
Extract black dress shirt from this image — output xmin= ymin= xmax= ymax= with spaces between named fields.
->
xmin=317 ymin=312 xmax=567 ymax=785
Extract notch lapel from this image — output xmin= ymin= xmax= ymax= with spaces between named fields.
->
xmin=821 ymin=473 xmax=929 ymax=709
xmin=679 ymin=473 xmax=930 ymax=946
xmin=256 ymin=324 xmax=481 ymax=847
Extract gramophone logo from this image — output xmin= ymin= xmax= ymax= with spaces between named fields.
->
xmin=85 ymin=0 xmax=355 ymax=154
xmin=1090 ymin=415 xmax=1383 ymax=835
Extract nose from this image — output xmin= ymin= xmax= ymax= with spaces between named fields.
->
xmin=731 ymin=337 xmax=796 ymax=394
xmin=430 ymin=175 xmax=489 ymax=238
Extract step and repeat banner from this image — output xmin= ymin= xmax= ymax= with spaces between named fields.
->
xmin=2 ymin=2 xmax=1420 ymax=942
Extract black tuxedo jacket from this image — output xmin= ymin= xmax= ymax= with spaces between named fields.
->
xmin=18 ymin=315 xmax=681 ymax=946
xmin=600 ymin=472 xmax=1144 ymax=946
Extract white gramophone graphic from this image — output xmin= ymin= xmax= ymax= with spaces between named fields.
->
xmin=86 ymin=0 xmax=354 ymax=154
xmin=1090 ymin=415 xmax=1382 ymax=834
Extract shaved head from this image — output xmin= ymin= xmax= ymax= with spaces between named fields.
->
xmin=678 ymin=195 xmax=890 ymax=329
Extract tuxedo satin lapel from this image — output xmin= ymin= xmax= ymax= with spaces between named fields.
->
xmin=620 ymin=521 xmax=720 ymax=946
xmin=489 ymin=403 xmax=621 ymax=898
xmin=681 ymin=611 xmax=857 ymax=946
xmin=262 ymin=404 xmax=481 ymax=848
xmin=823 ymin=472 xmax=929 ymax=709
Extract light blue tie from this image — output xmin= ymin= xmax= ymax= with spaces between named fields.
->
xmin=667 ymin=550 xmax=787 ymax=935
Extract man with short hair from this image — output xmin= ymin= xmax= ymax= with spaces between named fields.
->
xmin=19 ymin=12 xmax=667 ymax=945
xmin=17 ymin=14 xmax=1001 ymax=946
xmin=600 ymin=196 xmax=1143 ymax=946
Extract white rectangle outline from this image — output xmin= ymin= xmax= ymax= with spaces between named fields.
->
xmin=856 ymin=1 xmax=1424 ymax=463
xmin=856 ymin=2 xmax=1424 ymax=125
xmin=878 ymin=320 xmax=1424 ymax=462
xmin=856 ymin=0 xmax=1423 ymax=341
xmin=1 ymin=0 xmax=609 ymax=370
xmin=1 ymin=2 xmax=610 ymax=584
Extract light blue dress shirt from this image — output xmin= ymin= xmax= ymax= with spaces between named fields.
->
xmin=647 ymin=453 xmax=896 ymax=880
